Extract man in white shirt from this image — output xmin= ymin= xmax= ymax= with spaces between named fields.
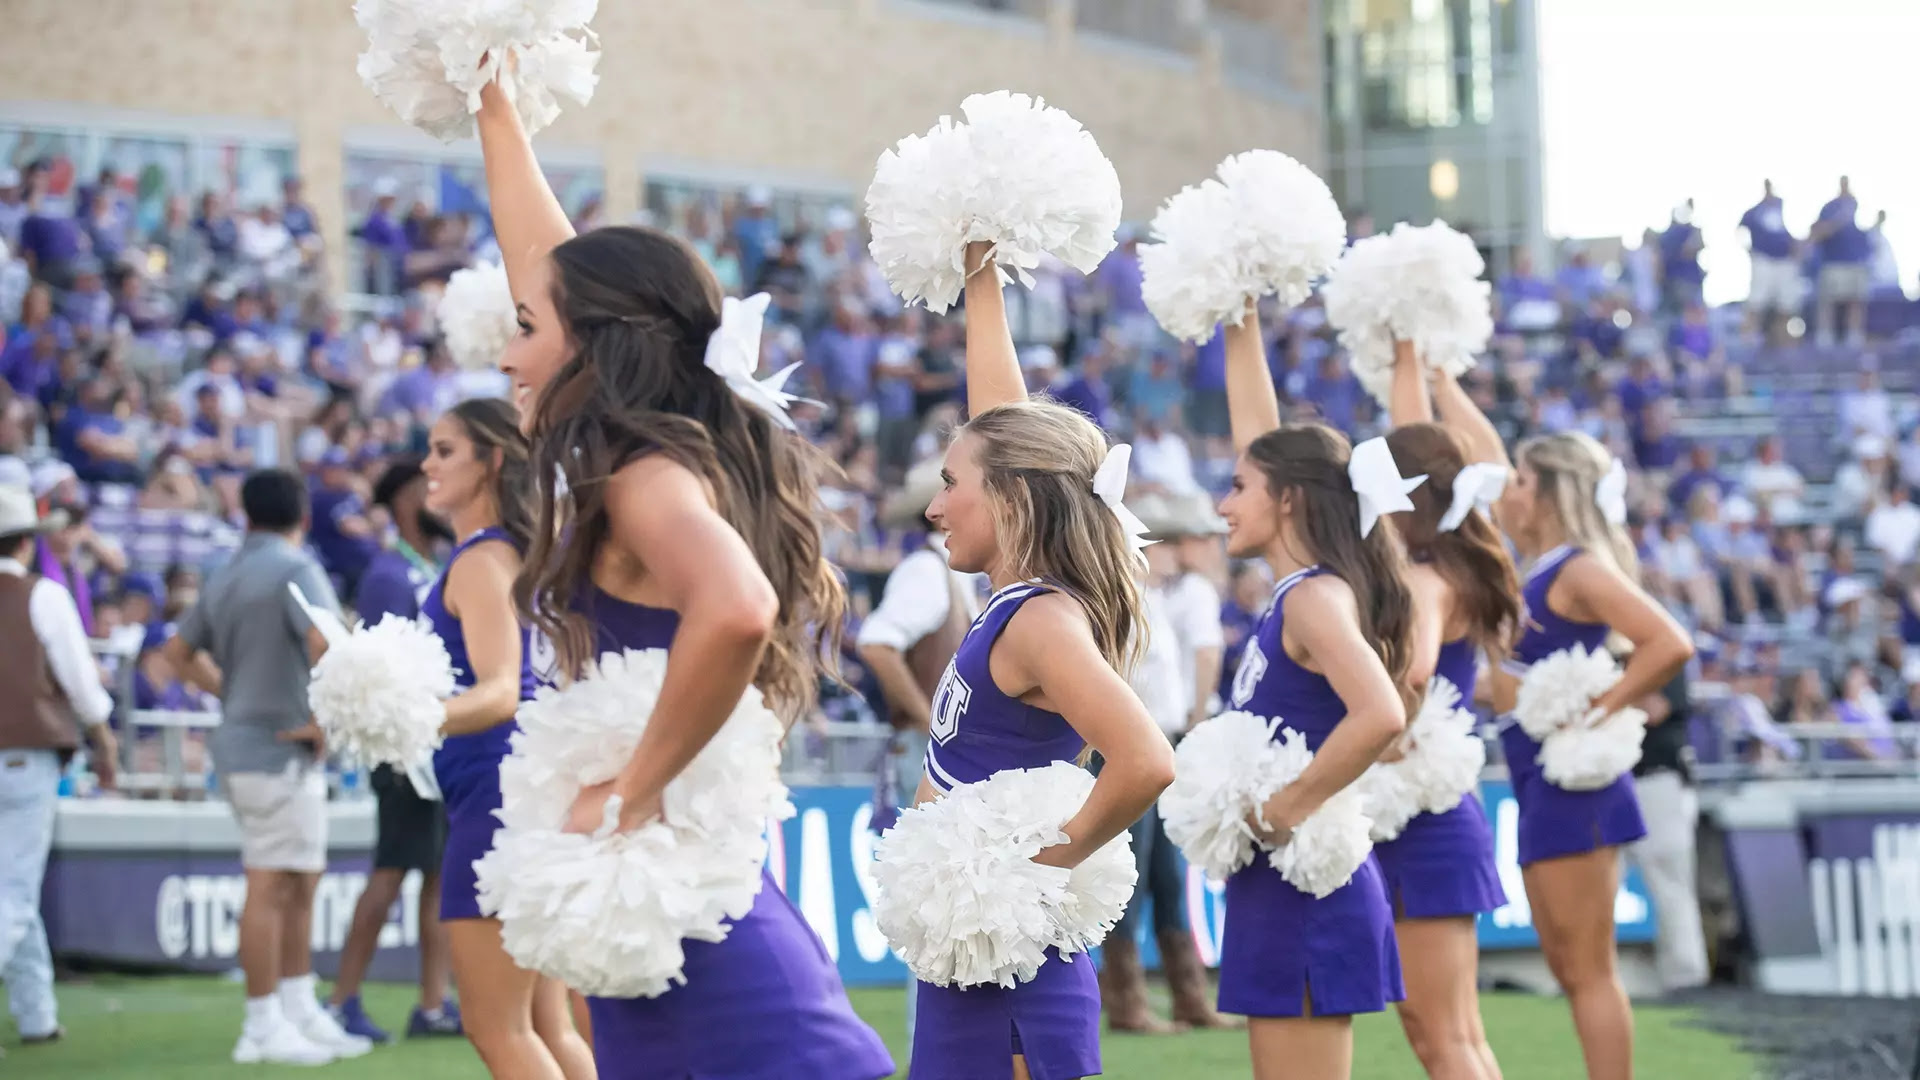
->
xmin=1100 ymin=494 xmax=1234 ymax=1034
xmin=1740 ymin=436 xmax=1806 ymax=523
xmin=1866 ymin=485 xmax=1920 ymax=568
xmin=853 ymin=458 xmax=981 ymax=1043
xmin=0 ymin=485 xmax=117 ymax=1051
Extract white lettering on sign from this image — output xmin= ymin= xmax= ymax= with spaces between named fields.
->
xmin=155 ymin=871 xmax=423 ymax=960
xmin=798 ymin=807 xmax=839 ymax=961
xmin=845 ymin=802 xmax=895 ymax=965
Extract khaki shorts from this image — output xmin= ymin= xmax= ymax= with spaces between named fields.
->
xmin=224 ymin=762 xmax=328 ymax=873
xmin=1820 ymin=262 xmax=1870 ymax=304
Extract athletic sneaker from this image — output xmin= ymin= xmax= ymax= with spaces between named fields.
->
xmin=406 ymin=1002 xmax=463 ymax=1038
xmin=287 ymin=997 xmax=375 ymax=1059
xmin=328 ymin=995 xmax=393 ymax=1044
xmin=233 ymin=1015 xmax=335 ymax=1066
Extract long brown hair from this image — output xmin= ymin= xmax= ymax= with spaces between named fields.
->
xmin=1243 ymin=423 xmax=1416 ymax=709
xmin=514 ymin=226 xmax=844 ymax=719
xmin=444 ymin=397 xmax=537 ymax=553
xmin=1385 ymin=423 xmax=1521 ymax=659
xmin=963 ymin=399 xmax=1146 ymax=677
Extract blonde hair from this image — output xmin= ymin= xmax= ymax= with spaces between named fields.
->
xmin=962 ymin=399 xmax=1146 ymax=678
xmin=1515 ymin=431 xmax=1639 ymax=578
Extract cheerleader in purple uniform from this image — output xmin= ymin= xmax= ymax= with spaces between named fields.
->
xmin=1376 ymin=341 xmax=1518 ymax=1079
xmin=1489 ymin=430 xmax=1692 ymax=1080
xmin=1214 ymin=310 xmax=1419 ymax=1079
xmin=474 ymin=78 xmax=892 ymax=1080
xmin=418 ymin=398 xmax=596 ymax=1080
xmin=902 ymin=244 xmax=1176 ymax=1080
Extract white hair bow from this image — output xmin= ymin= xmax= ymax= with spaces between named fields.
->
xmin=1596 ymin=458 xmax=1629 ymax=526
xmin=1349 ymin=436 xmax=1427 ymax=539
xmin=704 ymin=292 xmax=809 ymax=430
xmin=1439 ymin=462 xmax=1508 ymax=533
xmin=1092 ymin=443 xmax=1155 ymax=566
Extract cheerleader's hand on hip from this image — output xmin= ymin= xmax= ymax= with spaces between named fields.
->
xmin=1249 ymin=786 xmax=1305 ymax=848
xmin=564 ymin=780 xmax=662 ymax=837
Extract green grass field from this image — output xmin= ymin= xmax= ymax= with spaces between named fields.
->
xmin=4 ymin=975 xmax=1760 ymax=1079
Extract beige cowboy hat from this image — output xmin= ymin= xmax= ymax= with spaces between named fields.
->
xmin=881 ymin=456 xmax=946 ymax=530
xmin=0 ymin=484 xmax=54 ymax=537
xmin=1141 ymin=490 xmax=1229 ymax=541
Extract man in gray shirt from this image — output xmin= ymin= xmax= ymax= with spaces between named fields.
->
xmin=163 ymin=468 xmax=371 ymax=1066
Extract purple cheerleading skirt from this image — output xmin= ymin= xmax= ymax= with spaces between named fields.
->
xmin=1372 ymin=794 xmax=1507 ymax=918
xmin=434 ymin=739 xmax=507 ymax=922
xmin=587 ymin=868 xmax=894 ymax=1080
xmin=1217 ymin=854 xmax=1403 ymax=1018
xmin=1499 ymin=724 xmax=1647 ymax=867
xmin=911 ymin=948 xmax=1100 ymax=1080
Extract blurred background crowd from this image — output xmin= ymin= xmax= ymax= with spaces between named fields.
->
xmin=6 ymin=144 xmax=1920 ymax=797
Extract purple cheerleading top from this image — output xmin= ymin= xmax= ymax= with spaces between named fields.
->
xmin=1510 ymin=545 xmax=1610 ymax=667
xmin=922 ymin=581 xmax=1085 ymax=793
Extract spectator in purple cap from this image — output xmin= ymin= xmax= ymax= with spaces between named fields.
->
xmin=307 ymin=447 xmax=378 ymax=598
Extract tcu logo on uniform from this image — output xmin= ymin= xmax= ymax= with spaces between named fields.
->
xmin=1231 ymin=642 xmax=1267 ymax=708
xmin=929 ymin=660 xmax=971 ymax=744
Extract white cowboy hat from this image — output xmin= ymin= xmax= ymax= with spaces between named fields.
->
xmin=1142 ymin=490 xmax=1229 ymax=540
xmin=0 ymin=485 xmax=51 ymax=537
xmin=881 ymin=456 xmax=946 ymax=529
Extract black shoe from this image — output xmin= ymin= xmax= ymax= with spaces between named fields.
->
xmin=21 ymin=1026 xmax=65 ymax=1045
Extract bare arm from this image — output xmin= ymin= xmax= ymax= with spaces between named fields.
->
xmin=1430 ymin=370 xmax=1510 ymax=469
xmin=1387 ymin=338 xmax=1435 ymax=428
xmin=439 ymin=540 xmax=527 ymax=737
xmin=962 ymin=241 xmax=1026 ymax=417
xmin=1555 ymin=554 xmax=1695 ymax=716
xmin=1223 ymin=306 xmax=1280 ymax=453
xmin=1188 ymin=645 xmax=1222 ymax=728
xmin=603 ymin=458 xmax=779 ymax=809
xmin=475 ymin=80 xmax=576 ymax=302
xmin=159 ymin=635 xmax=223 ymax=696
xmin=1261 ymin=577 xmax=1408 ymax=831
xmin=997 ymin=594 xmax=1175 ymax=869
xmin=1404 ymin=564 xmax=1448 ymax=692
xmin=856 ymin=644 xmax=931 ymax=732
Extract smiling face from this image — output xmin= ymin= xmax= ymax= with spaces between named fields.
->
xmin=1498 ymin=460 xmax=1545 ymax=543
xmin=498 ymin=257 xmax=570 ymax=433
xmin=1218 ymin=453 xmax=1282 ymax=560
xmin=421 ymin=413 xmax=494 ymax=519
xmin=924 ymin=430 xmax=998 ymax=576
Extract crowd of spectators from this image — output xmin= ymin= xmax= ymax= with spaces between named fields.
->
xmin=3 ymin=148 xmax=1917 ymax=795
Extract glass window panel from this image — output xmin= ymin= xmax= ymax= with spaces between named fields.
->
xmin=195 ymin=142 xmax=295 ymax=207
xmin=0 ymin=127 xmax=89 ymax=211
xmin=100 ymin=136 xmax=191 ymax=237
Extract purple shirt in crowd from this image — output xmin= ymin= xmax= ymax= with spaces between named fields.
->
xmin=1661 ymin=223 xmax=1704 ymax=284
xmin=1817 ymin=196 xmax=1871 ymax=264
xmin=1096 ymin=250 xmax=1146 ymax=315
xmin=19 ymin=212 xmax=84 ymax=268
xmin=1740 ymin=199 xmax=1794 ymax=260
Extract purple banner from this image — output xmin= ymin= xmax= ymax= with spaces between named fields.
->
xmin=44 ymin=851 xmax=425 ymax=983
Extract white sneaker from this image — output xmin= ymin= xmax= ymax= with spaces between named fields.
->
xmin=233 ymin=1016 xmax=336 ymax=1066
xmin=288 ymin=1002 xmax=375 ymax=1059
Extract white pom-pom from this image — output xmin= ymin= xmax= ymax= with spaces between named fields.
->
xmin=872 ymin=761 xmax=1134 ymax=989
xmin=1140 ymin=149 xmax=1346 ymax=344
xmin=1161 ymin=713 xmax=1374 ymax=897
xmin=355 ymin=0 xmax=601 ymax=142
xmin=866 ymin=91 xmax=1122 ymax=314
xmin=1538 ymin=709 xmax=1648 ymax=791
xmin=1263 ymin=728 xmax=1374 ymax=899
xmin=1513 ymin=645 xmax=1645 ymax=790
xmin=438 ymin=262 xmax=515 ymax=370
xmin=306 ymin=615 xmax=455 ymax=769
xmin=1513 ymin=644 xmax=1621 ymax=742
xmin=1159 ymin=710 xmax=1290 ymax=880
xmin=1321 ymin=220 xmax=1493 ymax=407
xmin=473 ymin=648 xmax=793 ymax=997
xmin=1361 ymin=676 xmax=1487 ymax=842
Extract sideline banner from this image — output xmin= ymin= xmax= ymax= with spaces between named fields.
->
xmin=45 ymin=782 xmax=1656 ymax=987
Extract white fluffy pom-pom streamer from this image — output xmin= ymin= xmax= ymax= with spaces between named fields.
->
xmin=1159 ymin=710 xmax=1291 ymax=880
xmin=866 ymin=91 xmax=1122 ymax=314
xmin=1538 ymin=709 xmax=1648 ymax=791
xmin=354 ymin=0 xmax=600 ymax=142
xmin=1321 ymin=220 xmax=1493 ymax=407
xmin=437 ymin=261 xmax=515 ymax=371
xmin=872 ymin=761 xmax=1135 ymax=989
xmin=1361 ymin=676 xmax=1487 ymax=842
xmin=1513 ymin=644 xmax=1622 ymax=742
xmin=1263 ymin=728 xmax=1375 ymax=899
xmin=1140 ymin=150 xmax=1345 ymax=344
xmin=1160 ymin=713 xmax=1374 ymax=897
xmin=306 ymin=615 xmax=455 ymax=769
xmin=473 ymin=648 xmax=794 ymax=997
